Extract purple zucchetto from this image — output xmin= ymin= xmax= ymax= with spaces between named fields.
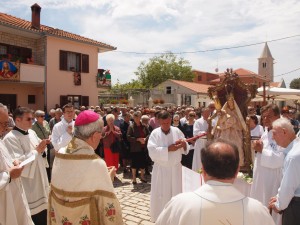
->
xmin=75 ymin=110 xmax=99 ymax=126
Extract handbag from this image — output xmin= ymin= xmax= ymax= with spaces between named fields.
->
xmin=110 ymin=139 xmax=122 ymax=153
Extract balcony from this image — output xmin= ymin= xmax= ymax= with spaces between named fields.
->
xmin=20 ymin=63 xmax=45 ymax=83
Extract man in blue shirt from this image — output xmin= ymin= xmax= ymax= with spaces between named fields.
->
xmin=269 ymin=117 xmax=300 ymax=225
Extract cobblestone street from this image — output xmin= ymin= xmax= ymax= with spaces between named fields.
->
xmin=113 ymin=171 xmax=154 ymax=225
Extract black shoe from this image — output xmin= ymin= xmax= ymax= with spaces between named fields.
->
xmin=132 ymin=181 xmax=137 ymax=185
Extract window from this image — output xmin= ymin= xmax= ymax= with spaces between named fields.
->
xmin=0 ymin=45 xmax=7 ymax=55
xmin=166 ymin=86 xmax=171 ymax=94
xmin=0 ymin=43 xmax=32 ymax=63
xmin=198 ymin=75 xmax=202 ymax=81
xmin=59 ymin=50 xmax=89 ymax=73
xmin=28 ymin=95 xmax=35 ymax=104
xmin=262 ymin=62 xmax=267 ymax=68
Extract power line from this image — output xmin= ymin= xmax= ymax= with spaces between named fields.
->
xmin=274 ymin=67 xmax=300 ymax=77
xmin=114 ymin=34 xmax=300 ymax=55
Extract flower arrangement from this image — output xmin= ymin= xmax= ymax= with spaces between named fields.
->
xmin=153 ymin=99 xmax=160 ymax=104
xmin=110 ymin=99 xmax=118 ymax=104
xmin=237 ymin=172 xmax=253 ymax=184
xmin=120 ymin=99 xmax=128 ymax=104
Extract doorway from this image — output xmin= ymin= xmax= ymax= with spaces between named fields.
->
xmin=0 ymin=94 xmax=17 ymax=113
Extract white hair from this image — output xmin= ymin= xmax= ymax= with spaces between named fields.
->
xmin=35 ymin=110 xmax=45 ymax=117
xmin=272 ymin=117 xmax=294 ymax=134
xmin=106 ymin=113 xmax=115 ymax=121
xmin=49 ymin=108 xmax=55 ymax=114
xmin=141 ymin=115 xmax=149 ymax=120
xmin=74 ymin=118 xmax=104 ymax=140
xmin=0 ymin=103 xmax=8 ymax=113
xmin=173 ymin=114 xmax=180 ymax=120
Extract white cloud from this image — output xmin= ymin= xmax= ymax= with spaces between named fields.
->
xmin=2 ymin=0 xmax=300 ymax=86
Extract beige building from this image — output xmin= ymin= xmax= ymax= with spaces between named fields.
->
xmin=0 ymin=4 xmax=115 ymax=112
xmin=150 ymin=79 xmax=211 ymax=108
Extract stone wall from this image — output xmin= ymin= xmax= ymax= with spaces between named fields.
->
xmin=0 ymin=31 xmax=45 ymax=65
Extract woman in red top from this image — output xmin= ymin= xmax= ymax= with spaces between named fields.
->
xmin=102 ymin=114 xmax=122 ymax=169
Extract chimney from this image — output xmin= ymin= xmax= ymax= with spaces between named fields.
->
xmin=31 ymin=3 xmax=41 ymax=29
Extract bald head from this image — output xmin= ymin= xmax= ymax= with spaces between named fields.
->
xmin=201 ymin=139 xmax=239 ymax=179
xmin=0 ymin=103 xmax=9 ymax=135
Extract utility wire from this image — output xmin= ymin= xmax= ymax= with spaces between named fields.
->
xmin=274 ymin=67 xmax=300 ymax=77
xmin=114 ymin=34 xmax=300 ymax=55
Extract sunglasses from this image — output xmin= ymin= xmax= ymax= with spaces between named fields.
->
xmin=39 ymin=115 xmax=45 ymax=118
xmin=189 ymin=115 xmax=196 ymax=117
xmin=24 ymin=117 xmax=34 ymax=121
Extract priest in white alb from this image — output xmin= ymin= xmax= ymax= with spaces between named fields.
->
xmin=3 ymin=107 xmax=49 ymax=225
xmin=50 ymin=110 xmax=123 ymax=225
xmin=250 ymin=104 xmax=284 ymax=225
xmin=156 ymin=139 xmax=275 ymax=225
xmin=0 ymin=103 xmax=34 ymax=225
xmin=192 ymin=107 xmax=210 ymax=171
xmin=147 ymin=110 xmax=189 ymax=222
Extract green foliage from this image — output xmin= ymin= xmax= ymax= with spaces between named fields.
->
xmin=290 ymin=78 xmax=300 ymax=89
xmin=134 ymin=53 xmax=194 ymax=88
xmin=111 ymin=79 xmax=145 ymax=94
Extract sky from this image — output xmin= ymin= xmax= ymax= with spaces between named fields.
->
xmin=2 ymin=0 xmax=300 ymax=87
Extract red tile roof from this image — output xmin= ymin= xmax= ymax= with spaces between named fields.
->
xmin=169 ymin=79 xmax=211 ymax=93
xmin=270 ymin=82 xmax=281 ymax=87
xmin=218 ymin=68 xmax=268 ymax=80
xmin=0 ymin=12 xmax=116 ymax=51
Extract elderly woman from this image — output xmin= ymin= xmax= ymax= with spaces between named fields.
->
xmin=181 ymin=111 xmax=196 ymax=169
xmin=32 ymin=110 xmax=52 ymax=181
xmin=127 ymin=111 xmax=150 ymax=184
xmin=172 ymin=114 xmax=184 ymax=132
xmin=102 ymin=113 xmax=122 ymax=169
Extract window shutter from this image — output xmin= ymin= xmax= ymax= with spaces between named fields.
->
xmin=60 ymin=95 xmax=68 ymax=107
xmin=59 ymin=50 xmax=68 ymax=70
xmin=82 ymin=54 xmax=89 ymax=73
xmin=81 ymin=96 xmax=89 ymax=107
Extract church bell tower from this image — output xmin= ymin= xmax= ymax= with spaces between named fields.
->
xmin=258 ymin=42 xmax=274 ymax=82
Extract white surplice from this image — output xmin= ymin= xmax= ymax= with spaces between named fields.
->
xmin=192 ymin=117 xmax=208 ymax=171
xmin=0 ymin=140 xmax=33 ymax=225
xmin=51 ymin=118 xmax=74 ymax=151
xmin=250 ymin=129 xmax=284 ymax=225
xmin=156 ymin=181 xmax=275 ymax=225
xmin=147 ymin=126 xmax=189 ymax=222
xmin=3 ymin=129 xmax=49 ymax=215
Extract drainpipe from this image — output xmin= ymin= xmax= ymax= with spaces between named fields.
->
xmin=43 ymin=34 xmax=47 ymax=112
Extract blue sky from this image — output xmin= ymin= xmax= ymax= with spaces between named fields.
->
xmin=2 ymin=0 xmax=300 ymax=87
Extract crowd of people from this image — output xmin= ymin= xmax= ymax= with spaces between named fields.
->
xmin=0 ymin=101 xmax=300 ymax=225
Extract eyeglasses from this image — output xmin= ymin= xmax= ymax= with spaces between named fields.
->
xmin=24 ymin=117 xmax=34 ymax=121
xmin=0 ymin=121 xmax=9 ymax=127
xmin=189 ymin=115 xmax=196 ymax=117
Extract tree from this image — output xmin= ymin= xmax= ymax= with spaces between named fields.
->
xmin=290 ymin=78 xmax=300 ymax=89
xmin=110 ymin=79 xmax=145 ymax=94
xmin=134 ymin=53 xmax=194 ymax=88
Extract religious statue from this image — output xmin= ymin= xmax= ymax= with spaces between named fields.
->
xmin=211 ymin=92 xmax=247 ymax=166
xmin=207 ymin=69 xmax=257 ymax=172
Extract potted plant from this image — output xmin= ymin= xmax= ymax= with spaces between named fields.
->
xmin=153 ymin=99 xmax=160 ymax=104
xmin=159 ymin=99 xmax=165 ymax=104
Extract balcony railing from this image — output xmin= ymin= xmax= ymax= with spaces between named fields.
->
xmin=20 ymin=63 xmax=45 ymax=83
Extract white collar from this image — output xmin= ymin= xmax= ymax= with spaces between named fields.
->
xmin=194 ymin=180 xmax=245 ymax=203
